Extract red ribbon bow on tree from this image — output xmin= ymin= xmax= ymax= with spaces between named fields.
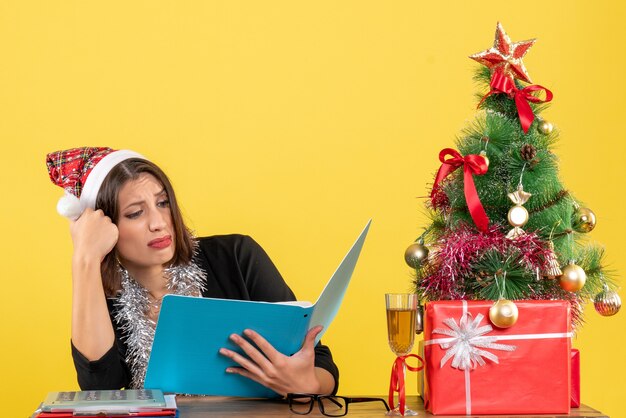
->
xmin=389 ymin=354 xmax=424 ymax=416
xmin=480 ymin=69 xmax=553 ymax=134
xmin=431 ymin=148 xmax=490 ymax=232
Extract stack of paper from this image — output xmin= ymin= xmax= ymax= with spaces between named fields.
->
xmin=32 ymin=389 xmax=178 ymax=418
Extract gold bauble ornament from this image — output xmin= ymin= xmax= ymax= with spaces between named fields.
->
xmin=537 ymin=120 xmax=554 ymax=135
xmin=594 ymin=284 xmax=622 ymax=316
xmin=489 ymin=299 xmax=519 ymax=328
xmin=404 ymin=241 xmax=429 ymax=268
xmin=572 ymin=207 xmax=597 ymax=233
xmin=479 ymin=150 xmax=490 ymax=169
xmin=559 ymin=262 xmax=587 ymax=292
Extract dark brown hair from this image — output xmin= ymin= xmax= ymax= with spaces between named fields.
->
xmin=96 ymin=158 xmax=195 ymax=297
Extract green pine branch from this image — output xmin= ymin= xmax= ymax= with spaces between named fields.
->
xmin=466 ymin=248 xmax=536 ymax=300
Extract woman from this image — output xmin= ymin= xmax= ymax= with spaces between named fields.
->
xmin=46 ymin=147 xmax=338 ymax=396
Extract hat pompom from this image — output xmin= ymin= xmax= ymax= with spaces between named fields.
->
xmin=57 ymin=192 xmax=83 ymax=220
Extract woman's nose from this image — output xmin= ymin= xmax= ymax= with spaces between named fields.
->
xmin=148 ymin=208 xmax=167 ymax=231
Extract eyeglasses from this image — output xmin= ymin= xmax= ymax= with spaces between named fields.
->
xmin=287 ymin=393 xmax=390 ymax=417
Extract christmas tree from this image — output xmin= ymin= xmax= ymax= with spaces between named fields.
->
xmin=407 ymin=23 xmax=621 ymax=327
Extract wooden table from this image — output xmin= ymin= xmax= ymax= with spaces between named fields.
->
xmin=175 ymin=395 xmax=608 ymax=417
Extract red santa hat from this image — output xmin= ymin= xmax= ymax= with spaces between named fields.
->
xmin=46 ymin=147 xmax=145 ymax=219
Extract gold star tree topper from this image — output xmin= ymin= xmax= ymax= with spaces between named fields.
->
xmin=470 ymin=22 xmax=536 ymax=84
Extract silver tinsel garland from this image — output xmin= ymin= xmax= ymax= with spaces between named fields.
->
xmin=114 ymin=261 xmax=206 ymax=388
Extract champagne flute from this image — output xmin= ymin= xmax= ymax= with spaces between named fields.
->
xmin=385 ymin=293 xmax=418 ymax=416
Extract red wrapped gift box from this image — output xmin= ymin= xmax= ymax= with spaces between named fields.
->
xmin=571 ymin=348 xmax=580 ymax=408
xmin=423 ymin=300 xmax=571 ymax=415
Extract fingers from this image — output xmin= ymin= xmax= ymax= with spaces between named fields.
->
xmin=78 ymin=207 xmax=94 ymax=219
xmin=301 ymin=325 xmax=323 ymax=353
xmin=225 ymin=331 xmax=278 ymax=371
xmin=223 ymin=366 xmax=288 ymax=397
xmin=219 ymin=330 xmax=290 ymax=388
xmin=219 ymin=346 xmax=265 ymax=377
xmin=219 ymin=328 xmax=324 ymax=396
xmin=70 ymin=207 xmax=90 ymax=229
xmin=219 ymin=335 xmax=282 ymax=392
xmin=72 ymin=208 xmax=104 ymax=229
xmin=221 ymin=326 xmax=322 ymax=368
xmin=240 ymin=329 xmax=281 ymax=363
xmin=70 ymin=208 xmax=119 ymax=261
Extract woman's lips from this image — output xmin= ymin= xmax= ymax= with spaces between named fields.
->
xmin=148 ymin=236 xmax=172 ymax=249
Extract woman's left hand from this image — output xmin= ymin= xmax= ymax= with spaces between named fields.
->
xmin=219 ymin=325 xmax=332 ymax=396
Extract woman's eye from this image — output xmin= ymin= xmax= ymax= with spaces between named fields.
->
xmin=157 ymin=200 xmax=170 ymax=208
xmin=125 ymin=210 xmax=143 ymax=219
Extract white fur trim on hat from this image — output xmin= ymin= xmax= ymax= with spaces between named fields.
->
xmin=56 ymin=149 xmax=145 ymax=219
xmin=80 ymin=149 xmax=145 ymax=210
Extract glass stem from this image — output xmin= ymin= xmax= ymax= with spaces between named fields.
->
xmin=403 ymin=360 xmax=407 ymax=384
xmin=402 ymin=360 xmax=407 ymax=405
xmin=393 ymin=357 xmax=408 ymax=408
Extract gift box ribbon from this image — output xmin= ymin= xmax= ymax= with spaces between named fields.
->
xmin=424 ymin=300 xmax=572 ymax=415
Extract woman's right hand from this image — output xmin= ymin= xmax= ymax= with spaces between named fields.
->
xmin=70 ymin=208 xmax=118 ymax=361
xmin=70 ymin=208 xmax=119 ymax=262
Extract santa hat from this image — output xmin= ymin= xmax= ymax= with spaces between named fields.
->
xmin=46 ymin=147 xmax=145 ymax=219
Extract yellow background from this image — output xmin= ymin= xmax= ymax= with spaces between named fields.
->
xmin=1 ymin=1 xmax=625 ymax=416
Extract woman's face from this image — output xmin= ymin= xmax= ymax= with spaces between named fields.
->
xmin=115 ymin=173 xmax=176 ymax=276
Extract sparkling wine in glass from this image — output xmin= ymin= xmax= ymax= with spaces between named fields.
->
xmin=385 ymin=293 xmax=418 ymax=416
